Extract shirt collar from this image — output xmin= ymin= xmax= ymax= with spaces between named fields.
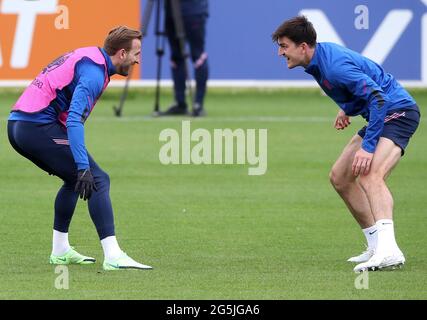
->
xmin=304 ymin=43 xmax=319 ymax=75
xmin=100 ymin=47 xmax=117 ymax=77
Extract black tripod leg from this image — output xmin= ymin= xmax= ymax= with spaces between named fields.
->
xmin=153 ymin=0 xmax=166 ymax=116
xmin=113 ymin=0 xmax=156 ymax=117
xmin=154 ymin=36 xmax=167 ymax=116
xmin=113 ymin=66 xmax=134 ymax=117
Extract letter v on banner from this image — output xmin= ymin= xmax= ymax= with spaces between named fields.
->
xmin=299 ymin=10 xmax=346 ymax=46
xmin=361 ymin=10 xmax=412 ymax=64
xmin=300 ymin=9 xmax=413 ymax=66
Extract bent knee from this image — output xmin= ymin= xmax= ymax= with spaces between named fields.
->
xmin=92 ymin=169 xmax=110 ymax=189
xmin=99 ymin=170 xmax=110 ymax=185
xmin=329 ymin=168 xmax=354 ymax=191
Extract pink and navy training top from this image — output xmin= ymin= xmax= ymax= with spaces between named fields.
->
xmin=9 ymin=47 xmax=116 ymax=170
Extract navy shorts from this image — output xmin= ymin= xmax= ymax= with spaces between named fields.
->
xmin=7 ymin=120 xmax=105 ymax=183
xmin=358 ymin=105 xmax=420 ymax=156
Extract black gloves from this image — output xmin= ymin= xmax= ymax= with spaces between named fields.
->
xmin=75 ymin=169 xmax=97 ymax=201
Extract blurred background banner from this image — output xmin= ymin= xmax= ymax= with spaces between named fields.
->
xmin=0 ymin=0 xmax=140 ymax=80
xmin=142 ymin=0 xmax=426 ymax=84
xmin=1 ymin=0 xmax=426 ymax=84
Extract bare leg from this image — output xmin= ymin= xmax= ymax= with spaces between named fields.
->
xmin=353 ymin=138 xmax=405 ymax=272
xmin=358 ymin=137 xmax=401 ymax=221
xmin=330 ymin=135 xmax=375 ymax=228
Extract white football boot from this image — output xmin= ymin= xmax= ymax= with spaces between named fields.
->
xmin=103 ymin=251 xmax=153 ymax=271
xmin=353 ymin=249 xmax=405 ymax=273
xmin=347 ymin=247 xmax=375 ymax=263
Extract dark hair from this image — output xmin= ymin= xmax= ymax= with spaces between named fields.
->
xmin=103 ymin=26 xmax=142 ymax=56
xmin=271 ymin=16 xmax=317 ymax=47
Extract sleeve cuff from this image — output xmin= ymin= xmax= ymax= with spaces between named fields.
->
xmin=77 ymin=163 xmax=90 ymax=171
xmin=361 ymin=142 xmax=375 ymax=154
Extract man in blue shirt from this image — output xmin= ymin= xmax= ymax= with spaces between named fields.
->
xmin=272 ymin=16 xmax=420 ymax=272
xmin=8 ymin=26 xmax=152 ymax=271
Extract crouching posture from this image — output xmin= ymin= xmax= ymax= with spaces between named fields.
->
xmin=272 ymin=16 xmax=420 ymax=272
xmin=8 ymin=26 xmax=152 ymax=271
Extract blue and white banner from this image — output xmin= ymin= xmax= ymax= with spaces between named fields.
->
xmin=141 ymin=0 xmax=427 ymax=84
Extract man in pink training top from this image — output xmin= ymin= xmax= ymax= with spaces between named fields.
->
xmin=8 ymin=26 xmax=152 ymax=271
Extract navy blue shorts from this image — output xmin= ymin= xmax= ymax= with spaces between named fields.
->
xmin=7 ymin=120 xmax=105 ymax=183
xmin=358 ymin=105 xmax=420 ymax=156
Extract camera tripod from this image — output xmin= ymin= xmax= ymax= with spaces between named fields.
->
xmin=113 ymin=0 xmax=194 ymax=117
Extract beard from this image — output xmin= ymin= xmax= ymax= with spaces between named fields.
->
xmin=117 ymin=63 xmax=131 ymax=76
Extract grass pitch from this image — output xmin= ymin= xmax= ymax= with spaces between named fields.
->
xmin=0 ymin=87 xmax=426 ymax=299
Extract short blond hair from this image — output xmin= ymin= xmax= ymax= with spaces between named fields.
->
xmin=103 ymin=26 xmax=142 ymax=55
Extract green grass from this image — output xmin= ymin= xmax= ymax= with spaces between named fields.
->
xmin=0 ymin=87 xmax=426 ymax=299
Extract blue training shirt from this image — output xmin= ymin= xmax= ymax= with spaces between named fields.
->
xmin=304 ymin=42 xmax=416 ymax=153
xmin=9 ymin=48 xmax=116 ymax=170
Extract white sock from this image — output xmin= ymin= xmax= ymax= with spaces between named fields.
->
xmin=101 ymin=236 xmax=122 ymax=260
xmin=375 ymin=219 xmax=400 ymax=254
xmin=362 ymin=225 xmax=377 ymax=251
xmin=52 ymin=230 xmax=71 ymax=256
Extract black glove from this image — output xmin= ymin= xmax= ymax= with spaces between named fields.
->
xmin=74 ymin=169 xmax=97 ymax=201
